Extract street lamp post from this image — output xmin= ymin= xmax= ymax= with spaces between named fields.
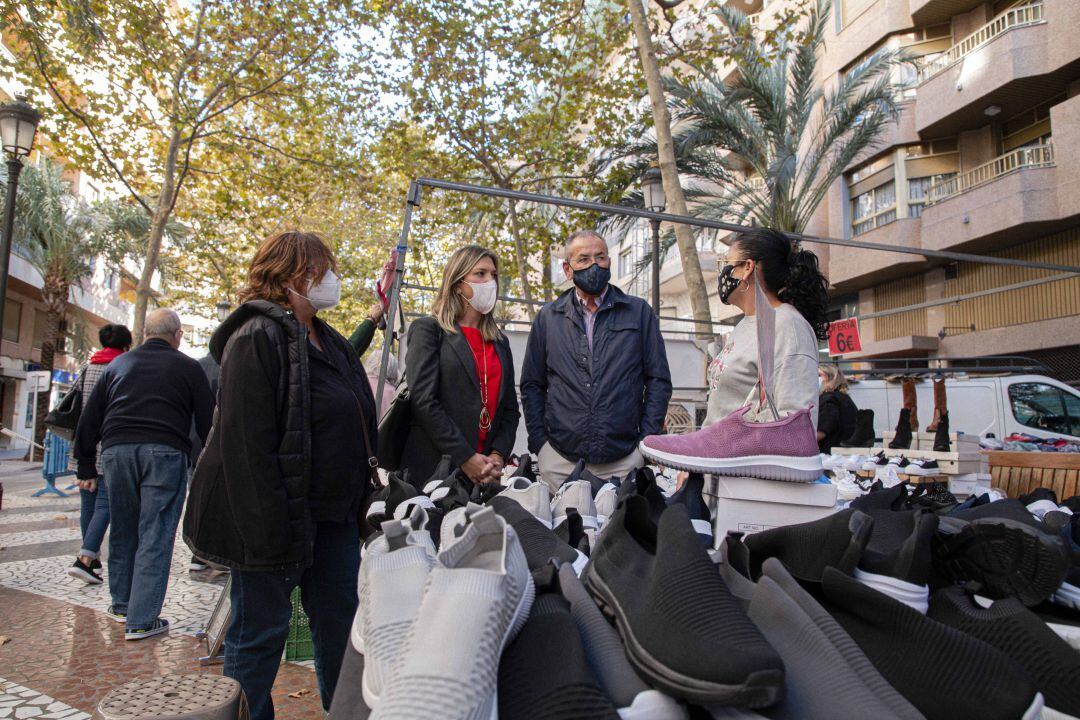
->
xmin=641 ymin=165 xmax=666 ymax=316
xmin=0 ymin=95 xmax=41 ymax=340
xmin=215 ymin=300 xmax=232 ymax=323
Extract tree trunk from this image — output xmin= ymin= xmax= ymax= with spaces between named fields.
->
xmin=133 ymin=127 xmax=183 ymax=344
xmin=504 ymin=194 xmax=537 ymax=321
xmin=33 ymin=283 xmax=67 ymax=462
xmin=627 ymin=0 xmax=713 ymax=339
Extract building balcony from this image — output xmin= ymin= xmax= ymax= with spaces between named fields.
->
xmin=926 ymin=143 xmax=1054 ymax=204
xmin=828 ymin=217 xmax=927 ymax=292
xmin=910 ymin=0 xmax=984 ymax=26
xmin=914 ymin=0 xmax=1080 ymax=136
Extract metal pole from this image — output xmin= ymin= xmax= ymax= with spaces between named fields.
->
xmin=413 ymin=177 xmax=1080 ymax=275
xmin=0 ymin=157 xmax=23 ymax=341
xmin=650 ymin=218 xmax=661 ymax=315
xmin=376 ymin=181 xmax=421 ymax=416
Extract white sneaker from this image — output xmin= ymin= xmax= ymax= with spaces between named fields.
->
xmin=496 ymin=477 xmax=552 ymax=527
xmin=372 ymin=507 xmax=534 ymax=720
xmin=593 ymin=482 xmax=619 ymax=528
xmin=551 ymin=480 xmax=598 ymax=531
xmin=358 ymin=513 xmax=437 ymax=708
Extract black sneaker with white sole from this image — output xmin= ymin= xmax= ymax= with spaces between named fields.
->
xmin=886 ymin=456 xmax=910 ymax=471
xmin=106 ymin=606 xmax=127 ymax=623
xmin=67 ymin=558 xmax=103 ymax=585
xmin=189 ymin=556 xmax=210 ymax=571
xmin=125 ymin=618 xmax=169 ymax=641
xmin=861 ymin=452 xmax=889 ymax=471
xmin=904 ymin=458 xmax=939 ymax=476
xmin=665 ymin=472 xmax=713 ymax=547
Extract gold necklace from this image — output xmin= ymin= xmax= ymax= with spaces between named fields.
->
xmin=479 ymin=339 xmax=492 ymax=432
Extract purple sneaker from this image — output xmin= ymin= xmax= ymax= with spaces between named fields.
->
xmin=639 ymin=405 xmax=822 ymax=482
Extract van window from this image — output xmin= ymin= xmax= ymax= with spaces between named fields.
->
xmin=1008 ymin=383 xmax=1078 ymax=436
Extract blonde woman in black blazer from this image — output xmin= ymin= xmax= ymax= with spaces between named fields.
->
xmin=402 ymin=245 xmax=520 ymax=486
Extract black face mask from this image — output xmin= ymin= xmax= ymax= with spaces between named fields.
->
xmin=718 ymin=264 xmax=740 ymax=305
xmin=572 ymin=262 xmax=611 ymax=296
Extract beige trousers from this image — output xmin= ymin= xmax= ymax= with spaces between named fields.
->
xmin=537 ymin=441 xmax=644 ymax=494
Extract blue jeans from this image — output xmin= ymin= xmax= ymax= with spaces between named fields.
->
xmin=78 ymin=476 xmax=110 ymax=559
xmin=224 ymin=521 xmax=360 ymax=720
xmin=102 ymin=443 xmax=188 ymax=631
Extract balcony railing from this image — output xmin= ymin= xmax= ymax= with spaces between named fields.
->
xmin=926 ymin=143 xmax=1054 ymax=204
xmin=918 ymin=2 xmax=1044 ymax=84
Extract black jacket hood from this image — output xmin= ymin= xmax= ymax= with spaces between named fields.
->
xmin=209 ymin=300 xmax=293 ymax=363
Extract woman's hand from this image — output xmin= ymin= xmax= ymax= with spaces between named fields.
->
xmin=78 ymin=478 xmax=98 ymax=492
xmin=462 ymin=453 xmax=499 ymax=485
xmin=486 ymin=452 xmax=505 ymax=478
xmin=367 ymin=302 xmax=386 ymax=324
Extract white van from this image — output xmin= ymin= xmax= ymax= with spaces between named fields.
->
xmin=846 ymin=375 xmax=1080 ymax=443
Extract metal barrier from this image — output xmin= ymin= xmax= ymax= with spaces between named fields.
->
xmin=33 ymin=431 xmax=76 ymax=498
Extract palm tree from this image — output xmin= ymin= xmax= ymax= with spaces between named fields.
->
xmin=12 ymin=161 xmax=128 ymax=457
xmin=600 ymin=0 xmax=905 ymax=251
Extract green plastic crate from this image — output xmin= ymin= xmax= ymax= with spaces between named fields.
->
xmin=285 ymin=587 xmax=314 ymax=661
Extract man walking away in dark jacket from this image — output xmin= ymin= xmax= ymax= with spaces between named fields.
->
xmin=74 ymin=308 xmax=214 ymax=641
xmin=521 ymin=230 xmax=672 ymax=493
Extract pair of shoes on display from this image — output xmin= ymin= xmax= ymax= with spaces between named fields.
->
xmin=498 ymin=562 xmax=687 ymax=720
xmin=861 ymin=452 xmax=944 ymax=477
xmin=888 ymin=410 xmax=952 ymax=452
xmin=583 ymin=495 xmax=785 ymax=708
xmin=639 ymin=405 xmax=823 ymax=482
xmin=356 ymin=504 xmax=534 ymax=718
xmin=724 ymin=508 xmax=1054 ymax=720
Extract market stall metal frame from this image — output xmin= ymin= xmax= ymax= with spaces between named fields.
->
xmin=375 ymin=177 xmax=1080 ymax=411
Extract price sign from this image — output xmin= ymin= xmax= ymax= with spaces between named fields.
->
xmin=828 ymin=317 xmax=862 ymax=356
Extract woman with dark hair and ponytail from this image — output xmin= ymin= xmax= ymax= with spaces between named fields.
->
xmin=640 ymin=229 xmax=829 ymax=480
xmin=704 ymin=229 xmax=829 ymax=426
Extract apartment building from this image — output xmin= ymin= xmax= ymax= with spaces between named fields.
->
xmin=816 ymin=0 xmax=1080 ymax=385
xmin=606 ymin=0 xmax=1080 ymax=389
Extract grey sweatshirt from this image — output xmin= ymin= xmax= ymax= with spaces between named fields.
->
xmin=704 ymin=303 xmax=819 ymax=428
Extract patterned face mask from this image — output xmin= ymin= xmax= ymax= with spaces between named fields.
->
xmin=718 ymin=263 xmax=742 ymax=305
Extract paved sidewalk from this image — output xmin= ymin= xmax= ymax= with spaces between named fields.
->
xmin=0 ymin=462 xmax=327 ymax=719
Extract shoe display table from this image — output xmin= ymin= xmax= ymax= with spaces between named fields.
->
xmin=93 ymin=675 xmax=247 ymax=720
xmin=986 ymin=451 xmax=1080 ymax=500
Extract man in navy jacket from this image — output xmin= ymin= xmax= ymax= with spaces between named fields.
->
xmin=520 ymin=229 xmax=672 ymax=492
xmin=75 ymin=308 xmax=213 ymax=640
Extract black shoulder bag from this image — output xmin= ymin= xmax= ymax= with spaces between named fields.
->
xmin=44 ymin=368 xmax=86 ymax=441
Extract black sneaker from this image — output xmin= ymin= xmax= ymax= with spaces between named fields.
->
xmin=857 ymin=509 xmax=938 ymax=612
xmin=557 ymin=564 xmax=686 ymax=719
xmin=89 ymin=558 xmax=102 ymax=571
xmin=860 ymin=451 xmax=890 ymax=471
xmin=498 ymin=592 xmax=621 ymax=720
xmin=933 ymin=500 xmax=1070 ymax=606
xmin=189 ymin=556 xmax=210 ymax=572
xmin=740 ymin=508 xmax=874 ymax=584
xmin=584 ymin=496 xmax=784 ymax=707
xmin=1018 ymin=487 xmax=1058 ymax=507
xmin=928 ymin=585 xmax=1080 ymax=717
xmin=553 ymin=507 xmax=591 ymax=559
xmin=510 ymin=453 xmax=537 ymax=483
xmin=489 ymin=496 xmax=588 ymax=576
xmin=67 ymin=558 xmax=103 ymax=585
xmin=665 ymin=472 xmax=712 ymax=547
xmin=904 ymin=458 xmax=939 ymax=476
xmin=421 ymin=454 xmax=455 ymax=494
xmin=886 ymin=455 xmax=910 ymax=471
xmin=106 ymin=605 xmax=127 ymax=623
xmin=820 ymin=567 xmax=1041 ymax=720
xmin=617 ymin=467 xmax=667 ymax=525
xmin=125 ymin=618 xmax=170 ymax=641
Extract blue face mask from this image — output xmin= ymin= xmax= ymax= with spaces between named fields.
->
xmin=572 ymin=262 xmax=610 ymax=296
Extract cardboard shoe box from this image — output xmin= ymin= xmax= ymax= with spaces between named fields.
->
xmin=706 ymin=476 xmax=840 ymax=547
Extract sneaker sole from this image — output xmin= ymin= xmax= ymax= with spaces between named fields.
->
xmin=1051 ymin=581 xmax=1080 ymax=611
xmin=904 ymin=466 xmax=939 ymax=476
xmin=638 ymin=443 xmax=821 ymax=482
xmin=585 ymin=567 xmax=783 ymax=707
xmin=67 ymin=566 xmax=103 ymax=585
xmin=106 ymin=612 xmax=126 ymax=624
xmin=617 ymin=689 xmax=687 ymax=720
xmin=932 ymin=518 xmax=1069 ymax=607
xmin=125 ymin=623 xmax=169 ymax=641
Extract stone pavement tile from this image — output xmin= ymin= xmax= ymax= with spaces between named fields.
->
xmin=0 ymin=518 xmax=77 ymax=534
xmin=0 ymin=542 xmax=82 ymax=565
xmin=0 ymin=587 xmax=327 ymax=719
xmin=0 ymin=678 xmax=90 ymax=720
xmin=0 ymin=529 xmax=81 ymax=548
xmin=0 ymin=506 xmax=79 ymax=523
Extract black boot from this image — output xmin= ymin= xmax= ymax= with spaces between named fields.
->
xmin=933 ymin=411 xmax=951 ymax=452
xmin=841 ymin=409 xmax=876 ymax=448
xmin=889 ymin=408 xmax=913 ymax=449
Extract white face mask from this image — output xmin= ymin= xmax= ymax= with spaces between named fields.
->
xmin=291 ymin=270 xmax=341 ymax=311
xmin=463 ymin=279 xmax=498 ymax=315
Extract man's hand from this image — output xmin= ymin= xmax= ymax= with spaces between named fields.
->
xmin=77 ymin=478 xmax=98 ymax=492
xmin=367 ymin=302 xmax=386 ymax=324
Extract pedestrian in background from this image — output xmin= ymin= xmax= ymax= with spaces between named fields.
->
xmin=400 ymin=244 xmax=520 ymax=486
xmin=817 ymin=363 xmax=858 ymax=454
xmin=66 ymin=323 xmax=132 ymax=585
xmin=74 ymin=309 xmax=213 ymax=640
xmin=520 ymin=229 xmax=672 ymax=493
xmin=184 ymin=231 xmax=378 ymax=720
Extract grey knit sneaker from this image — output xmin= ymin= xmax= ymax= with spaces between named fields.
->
xmin=552 ymin=479 xmax=598 ymax=532
xmin=372 ymin=506 xmax=535 ymax=719
xmin=496 ymin=477 xmax=553 ymax=528
xmin=353 ymin=507 xmax=435 ymax=656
